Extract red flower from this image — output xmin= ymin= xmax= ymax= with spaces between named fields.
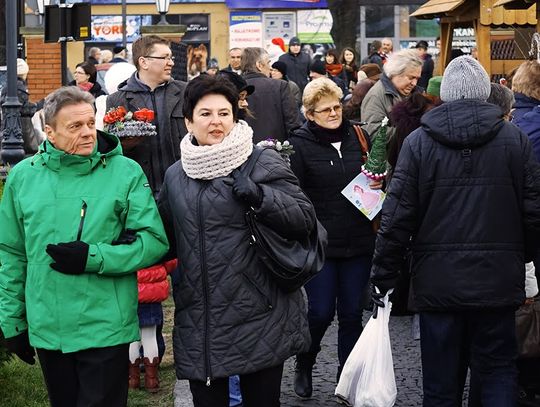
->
xmin=133 ymin=108 xmax=155 ymax=122
xmin=103 ymin=106 xmax=128 ymax=124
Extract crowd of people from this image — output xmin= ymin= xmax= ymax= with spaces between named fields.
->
xmin=0 ymin=32 xmax=540 ymax=407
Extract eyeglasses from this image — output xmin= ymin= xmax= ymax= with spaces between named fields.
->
xmin=144 ymin=55 xmax=175 ymax=62
xmin=313 ymin=104 xmax=342 ymax=116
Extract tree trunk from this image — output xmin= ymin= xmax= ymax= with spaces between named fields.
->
xmin=328 ymin=0 xmax=359 ymax=52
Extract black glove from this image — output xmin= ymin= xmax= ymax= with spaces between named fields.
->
xmin=111 ymin=229 xmax=138 ymax=246
xmin=6 ymin=331 xmax=35 ymax=365
xmin=46 ymin=241 xmax=89 ymax=275
xmin=371 ymin=283 xmax=388 ymax=319
xmin=231 ymin=170 xmax=263 ymax=208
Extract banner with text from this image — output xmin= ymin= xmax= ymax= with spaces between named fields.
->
xmin=91 ymin=15 xmax=152 ymax=42
xmin=229 ymin=11 xmax=263 ymax=49
xmin=297 ymin=9 xmax=333 ymax=44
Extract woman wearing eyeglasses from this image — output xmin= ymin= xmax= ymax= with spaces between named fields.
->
xmin=288 ymin=77 xmax=376 ymax=400
xmin=70 ymin=61 xmax=106 ymax=99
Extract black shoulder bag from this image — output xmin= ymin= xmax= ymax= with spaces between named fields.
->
xmin=242 ymin=148 xmax=328 ymax=293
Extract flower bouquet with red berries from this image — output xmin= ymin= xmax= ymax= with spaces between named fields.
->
xmin=103 ymin=106 xmax=157 ymax=152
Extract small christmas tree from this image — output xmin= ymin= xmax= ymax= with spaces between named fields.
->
xmin=362 ymin=117 xmax=388 ymax=181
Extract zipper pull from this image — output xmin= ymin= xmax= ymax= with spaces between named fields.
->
xmin=76 ymin=201 xmax=88 ymax=241
xmin=337 ymin=150 xmax=343 ymax=159
xmin=330 ymin=160 xmax=334 ymax=166
xmin=206 ymin=377 xmax=211 ymax=387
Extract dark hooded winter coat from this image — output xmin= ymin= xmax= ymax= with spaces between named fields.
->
xmin=288 ymin=121 xmax=376 ymax=258
xmin=158 ymin=147 xmax=312 ymax=382
xmin=512 ymin=93 xmax=540 ymax=123
xmin=371 ymin=100 xmax=540 ymax=311
xmin=106 ymin=73 xmax=187 ymax=194
xmin=514 ymin=105 xmax=540 ymax=163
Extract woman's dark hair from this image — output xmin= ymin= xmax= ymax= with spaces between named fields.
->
xmin=340 ymin=47 xmax=357 ymax=65
xmin=182 ymin=74 xmax=239 ymax=121
xmin=76 ymin=61 xmax=97 ymax=84
xmin=326 ymin=48 xmax=340 ymax=64
xmin=388 ymin=92 xmax=440 ymax=169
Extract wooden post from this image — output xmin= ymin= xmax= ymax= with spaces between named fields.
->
xmin=474 ymin=20 xmax=491 ymax=77
xmin=437 ymin=21 xmax=454 ymax=75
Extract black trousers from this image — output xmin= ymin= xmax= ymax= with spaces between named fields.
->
xmin=37 ymin=344 xmax=129 ymax=407
xmin=189 ymin=363 xmax=284 ymax=407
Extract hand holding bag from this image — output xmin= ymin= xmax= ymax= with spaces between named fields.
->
xmin=241 ymin=147 xmax=328 ymax=293
xmin=336 ymin=292 xmax=397 ymax=407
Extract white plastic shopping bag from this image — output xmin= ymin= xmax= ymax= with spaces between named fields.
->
xmin=335 ymin=292 xmax=396 ymax=407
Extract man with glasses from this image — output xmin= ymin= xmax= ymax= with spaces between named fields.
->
xmin=106 ymin=35 xmax=186 ymax=386
xmin=107 ymin=35 xmax=187 ymax=195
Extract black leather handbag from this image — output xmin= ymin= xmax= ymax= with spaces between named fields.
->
xmin=242 ymin=147 xmax=328 ymax=293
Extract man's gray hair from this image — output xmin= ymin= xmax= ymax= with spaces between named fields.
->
xmin=88 ymin=47 xmax=100 ymax=58
xmin=487 ymin=83 xmax=515 ymax=116
xmin=241 ymin=47 xmax=268 ymax=73
xmin=383 ymin=49 xmax=423 ymax=78
xmin=44 ymin=87 xmax=95 ymax=127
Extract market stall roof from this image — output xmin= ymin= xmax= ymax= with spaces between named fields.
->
xmin=410 ymin=0 xmax=466 ymax=18
xmin=493 ymin=0 xmax=535 ymax=9
xmin=483 ymin=0 xmax=536 ymax=25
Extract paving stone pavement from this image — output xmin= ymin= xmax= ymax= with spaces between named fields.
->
xmin=174 ymin=314 xmax=444 ymax=406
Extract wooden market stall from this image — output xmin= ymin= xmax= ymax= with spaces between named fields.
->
xmin=411 ymin=0 xmax=539 ymax=78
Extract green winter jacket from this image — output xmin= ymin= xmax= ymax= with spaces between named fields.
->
xmin=0 ymin=131 xmax=169 ymax=353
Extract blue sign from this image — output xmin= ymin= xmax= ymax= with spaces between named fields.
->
xmin=226 ymin=0 xmax=327 ymax=8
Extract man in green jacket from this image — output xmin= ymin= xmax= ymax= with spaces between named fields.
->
xmin=0 ymin=86 xmax=169 ymax=407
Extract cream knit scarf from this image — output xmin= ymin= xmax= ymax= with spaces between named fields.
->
xmin=180 ymin=120 xmax=254 ymax=180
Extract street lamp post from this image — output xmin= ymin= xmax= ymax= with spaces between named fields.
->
xmin=1 ymin=0 xmax=25 ymax=166
xmin=156 ymin=0 xmax=171 ymax=25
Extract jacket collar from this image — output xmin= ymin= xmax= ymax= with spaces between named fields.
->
xmin=380 ymin=74 xmax=400 ymax=98
xmin=37 ymin=131 xmax=121 ymax=174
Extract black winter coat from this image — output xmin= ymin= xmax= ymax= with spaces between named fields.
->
xmin=106 ymin=74 xmax=187 ymax=195
xmin=158 ymin=147 xmax=312 ymax=382
xmin=243 ymin=71 xmax=301 ymax=143
xmin=418 ymin=53 xmax=434 ymax=90
xmin=278 ymin=51 xmax=311 ymax=91
xmin=371 ymin=100 xmax=540 ymax=311
xmin=288 ymin=121 xmax=376 ymax=258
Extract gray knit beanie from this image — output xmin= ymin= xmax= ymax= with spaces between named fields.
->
xmin=440 ymin=56 xmax=491 ymax=102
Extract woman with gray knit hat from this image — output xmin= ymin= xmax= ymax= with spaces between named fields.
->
xmin=371 ymin=55 xmax=540 ymax=406
xmin=158 ymin=74 xmax=317 ymax=406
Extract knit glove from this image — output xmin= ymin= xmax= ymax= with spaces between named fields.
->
xmin=6 ymin=331 xmax=35 ymax=365
xmin=111 ymin=229 xmax=138 ymax=246
xmin=46 ymin=241 xmax=89 ymax=275
xmin=231 ymin=170 xmax=263 ymax=208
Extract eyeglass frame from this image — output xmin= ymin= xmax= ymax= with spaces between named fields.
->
xmin=312 ymin=103 xmax=343 ymax=116
xmin=143 ymin=55 xmax=175 ymax=62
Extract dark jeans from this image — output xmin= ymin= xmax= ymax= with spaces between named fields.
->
xmin=37 ymin=344 xmax=129 ymax=407
xmin=189 ymin=363 xmax=284 ymax=407
xmin=300 ymin=255 xmax=371 ymax=368
xmin=420 ymin=309 xmax=518 ymax=407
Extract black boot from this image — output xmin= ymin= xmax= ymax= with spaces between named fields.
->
xmin=294 ymin=354 xmax=314 ymax=399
